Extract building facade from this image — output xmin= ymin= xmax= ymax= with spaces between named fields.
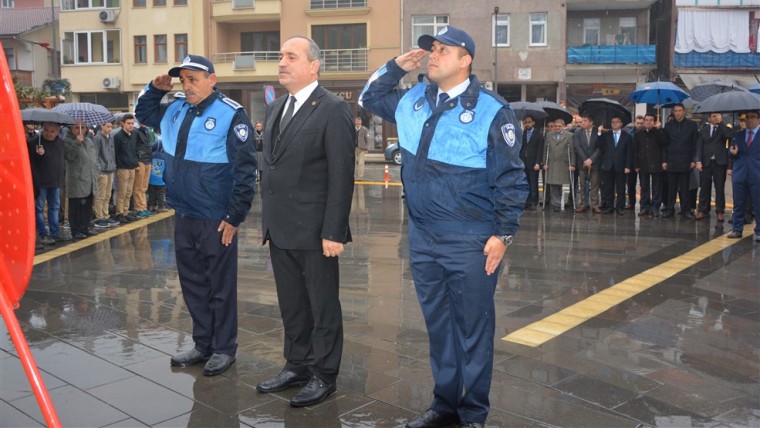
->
xmin=1 ymin=0 xmax=58 ymax=89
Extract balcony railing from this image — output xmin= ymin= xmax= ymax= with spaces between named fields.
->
xmin=212 ymin=51 xmax=279 ymax=70
xmin=567 ymin=44 xmax=655 ymax=64
xmin=319 ymin=48 xmax=367 ymax=72
xmin=675 ymin=51 xmax=760 ymax=69
xmin=310 ymin=0 xmax=366 ymax=8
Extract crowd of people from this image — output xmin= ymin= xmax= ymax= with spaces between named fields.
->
xmin=28 ymin=113 xmax=168 ymax=247
xmin=518 ymin=106 xmax=758 ymax=240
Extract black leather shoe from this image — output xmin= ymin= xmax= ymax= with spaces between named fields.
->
xmin=726 ymin=231 xmax=743 ymax=239
xmin=170 ymin=348 xmax=210 ymax=368
xmin=256 ymin=369 xmax=311 ymax=393
xmin=203 ymin=353 xmax=235 ymax=376
xmin=683 ymin=212 xmax=694 ymax=220
xmin=406 ymin=409 xmax=458 ymax=428
xmin=289 ymin=375 xmax=336 ymax=407
xmin=662 ymin=211 xmax=674 ymax=218
xmin=459 ymin=423 xmax=485 ymax=428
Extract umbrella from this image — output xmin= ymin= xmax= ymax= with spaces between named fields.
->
xmin=52 ymin=102 xmax=115 ymax=126
xmin=692 ymin=91 xmax=760 ymax=114
xmin=628 ymin=81 xmax=690 ymax=106
xmin=535 ymin=101 xmax=573 ymax=123
xmin=21 ymin=108 xmax=76 ymax=125
xmin=747 ymin=83 xmax=760 ymax=95
xmin=662 ymin=98 xmax=698 ymax=110
xmin=510 ymin=101 xmax=547 ymax=121
xmin=579 ymin=98 xmax=632 ymax=128
xmin=690 ymin=80 xmax=748 ymax=102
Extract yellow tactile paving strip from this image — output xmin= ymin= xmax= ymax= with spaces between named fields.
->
xmin=503 ymin=223 xmax=755 ymax=347
xmin=33 ymin=210 xmax=175 ymax=266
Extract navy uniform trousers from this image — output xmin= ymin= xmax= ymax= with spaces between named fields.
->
xmin=174 ymin=214 xmax=239 ymax=356
xmin=408 ymin=221 xmax=498 ymax=424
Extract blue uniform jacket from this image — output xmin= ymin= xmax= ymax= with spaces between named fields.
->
xmin=135 ymin=83 xmax=257 ymax=227
xmin=360 ymin=60 xmax=527 ymax=236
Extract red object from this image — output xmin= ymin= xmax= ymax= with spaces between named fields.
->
xmin=0 ymin=42 xmax=62 ymax=428
xmin=384 ymin=164 xmax=389 ymax=182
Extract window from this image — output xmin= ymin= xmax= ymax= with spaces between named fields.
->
xmin=1 ymin=0 xmax=15 ymax=8
xmin=3 ymin=47 xmax=14 ymax=69
xmin=619 ymin=17 xmax=636 ymax=45
xmin=64 ymin=0 xmax=119 ymax=9
xmin=174 ymin=0 xmax=186 ymax=4
xmin=134 ymin=35 xmax=147 ymax=63
xmin=153 ymin=0 xmax=166 ymax=5
xmin=529 ymin=12 xmax=547 ymax=46
xmin=583 ymin=18 xmax=600 ymax=45
xmin=174 ymin=34 xmax=188 ymax=62
xmin=411 ymin=15 xmax=448 ymax=48
xmin=240 ymin=31 xmax=280 ymax=52
xmin=62 ymin=30 xmax=121 ymax=64
xmin=493 ymin=13 xmax=510 ymax=47
xmin=154 ymin=35 xmax=167 ymax=63
xmin=133 ymin=0 xmax=145 ymax=6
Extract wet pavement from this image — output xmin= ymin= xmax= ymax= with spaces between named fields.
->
xmin=2 ymin=163 xmax=759 ymax=427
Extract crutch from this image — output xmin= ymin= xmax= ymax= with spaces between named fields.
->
xmin=542 ymin=136 xmax=550 ymax=210
xmin=566 ymin=140 xmax=576 ymax=211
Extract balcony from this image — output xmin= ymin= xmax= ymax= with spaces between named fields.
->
xmin=310 ymin=0 xmax=366 ymax=7
xmin=567 ymin=44 xmax=655 ymax=64
xmin=675 ymin=51 xmax=760 ymax=70
xmin=319 ymin=49 xmax=368 ymax=73
xmin=306 ymin=0 xmax=369 ymax=17
xmin=212 ymin=51 xmax=279 ymax=80
xmin=211 ymin=0 xmax=280 ymax=22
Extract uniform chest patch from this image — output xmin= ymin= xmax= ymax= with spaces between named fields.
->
xmin=234 ymin=124 xmax=249 ymax=142
xmin=414 ymin=97 xmax=425 ymax=111
xmin=501 ymin=123 xmax=516 ymax=147
xmin=460 ymin=110 xmax=474 ymax=124
xmin=205 ymin=117 xmax=216 ymax=130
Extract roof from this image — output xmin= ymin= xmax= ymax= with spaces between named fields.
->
xmin=0 ymin=7 xmax=59 ymax=37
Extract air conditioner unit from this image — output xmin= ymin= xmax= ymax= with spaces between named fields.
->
xmin=99 ymin=9 xmax=118 ymax=23
xmin=483 ymin=81 xmax=494 ymax=90
xmin=102 ymin=76 xmax=120 ymax=89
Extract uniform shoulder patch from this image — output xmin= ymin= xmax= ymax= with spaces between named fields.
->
xmin=501 ymin=123 xmax=516 ymax=147
xmin=234 ymin=124 xmax=249 ymax=142
xmin=219 ymin=95 xmax=243 ymax=110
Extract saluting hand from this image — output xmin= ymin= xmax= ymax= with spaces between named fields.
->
xmin=395 ymin=49 xmax=428 ymax=72
xmin=153 ymin=74 xmax=173 ymax=92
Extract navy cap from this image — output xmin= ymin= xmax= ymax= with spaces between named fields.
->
xmin=418 ymin=25 xmax=475 ymax=58
xmin=168 ymin=55 xmax=215 ymax=77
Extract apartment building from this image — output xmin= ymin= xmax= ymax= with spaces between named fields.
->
xmin=1 ymin=0 xmax=58 ymax=88
xmin=673 ymin=0 xmax=760 ymax=90
xmin=402 ymin=0 xmax=567 ymax=104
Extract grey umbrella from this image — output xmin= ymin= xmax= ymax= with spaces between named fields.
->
xmin=52 ymin=102 xmax=115 ymax=126
xmin=21 ymin=108 xmax=75 ymax=125
xmin=510 ymin=102 xmax=547 ymax=121
xmin=690 ymin=80 xmax=748 ymax=102
xmin=692 ymin=91 xmax=760 ymax=114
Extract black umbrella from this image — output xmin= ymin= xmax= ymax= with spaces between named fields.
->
xmin=579 ymin=98 xmax=632 ymax=128
xmin=535 ymin=101 xmax=573 ymax=123
xmin=690 ymin=80 xmax=748 ymax=102
xmin=510 ymin=101 xmax=547 ymax=121
xmin=692 ymin=91 xmax=760 ymax=114
xmin=21 ymin=108 xmax=75 ymax=125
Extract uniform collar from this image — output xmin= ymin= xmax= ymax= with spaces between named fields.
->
xmin=188 ymin=91 xmax=219 ymax=115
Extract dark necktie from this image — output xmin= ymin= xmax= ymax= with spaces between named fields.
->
xmin=280 ymin=95 xmax=296 ymax=132
xmin=748 ymin=130 xmax=754 ymax=148
xmin=438 ymin=92 xmax=450 ymax=106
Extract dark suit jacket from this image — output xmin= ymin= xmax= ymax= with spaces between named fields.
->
xmin=573 ymin=126 xmax=600 ymax=167
xmin=261 ymin=85 xmax=355 ymax=250
xmin=599 ymin=130 xmax=633 ymax=173
xmin=663 ymin=118 xmax=698 ymax=172
xmin=696 ymin=122 xmax=730 ymax=167
xmin=519 ymin=127 xmax=544 ymax=168
xmin=633 ymin=128 xmax=666 ymax=174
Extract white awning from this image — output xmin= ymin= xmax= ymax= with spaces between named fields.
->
xmin=675 ymin=9 xmax=750 ymax=53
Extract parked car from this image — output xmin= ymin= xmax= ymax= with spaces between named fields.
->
xmin=384 ymin=142 xmax=402 ymax=165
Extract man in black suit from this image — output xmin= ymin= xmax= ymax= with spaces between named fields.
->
xmin=519 ymin=115 xmax=543 ymax=210
xmin=256 ymin=36 xmax=355 ymax=408
xmin=599 ymin=116 xmax=633 ymax=215
xmin=662 ymin=103 xmax=698 ymax=219
xmin=573 ymin=114 xmax=601 ymax=213
xmin=695 ymin=112 xmax=730 ymax=222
